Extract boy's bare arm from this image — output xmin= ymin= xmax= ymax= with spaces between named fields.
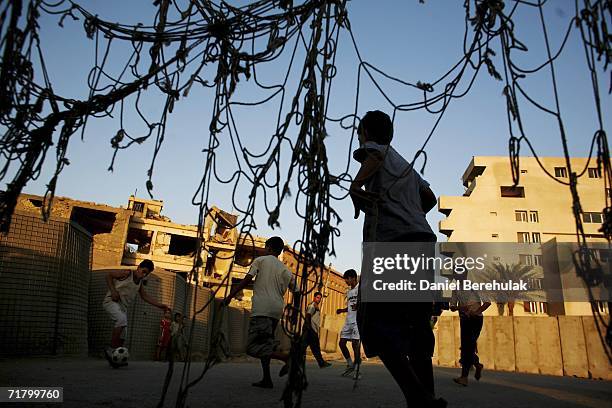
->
xmin=350 ymin=151 xmax=384 ymax=218
xmin=351 ymin=150 xmax=384 ymax=189
xmin=222 ymin=274 xmax=254 ymax=306
xmin=477 ymin=301 xmax=491 ymax=315
xmin=336 ymin=307 xmax=348 ymax=314
xmin=139 ymin=286 xmax=168 ymax=310
xmin=105 ymin=270 xmax=130 ymax=302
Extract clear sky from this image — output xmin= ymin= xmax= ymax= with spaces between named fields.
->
xmin=14 ymin=1 xmax=610 ymax=273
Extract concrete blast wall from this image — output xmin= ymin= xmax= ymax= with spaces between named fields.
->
xmin=432 ymin=316 xmax=611 ymax=380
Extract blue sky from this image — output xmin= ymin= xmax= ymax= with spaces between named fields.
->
xmin=14 ymin=1 xmax=610 ymax=272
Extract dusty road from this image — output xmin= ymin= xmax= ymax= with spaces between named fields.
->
xmin=1 ymin=358 xmax=610 ymax=407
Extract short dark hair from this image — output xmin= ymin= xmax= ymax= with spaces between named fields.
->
xmin=265 ymin=236 xmax=285 ymax=255
xmin=139 ymin=259 xmax=154 ymax=273
xmin=343 ymin=269 xmax=357 ymax=279
xmin=358 ymin=110 xmax=393 ymax=145
xmin=314 ymin=291 xmax=322 ymax=298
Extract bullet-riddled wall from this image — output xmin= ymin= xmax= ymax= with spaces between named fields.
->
xmin=0 ymin=213 xmax=92 ymax=356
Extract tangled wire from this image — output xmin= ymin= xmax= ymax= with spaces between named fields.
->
xmin=0 ymin=1 xmax=610 ymax=407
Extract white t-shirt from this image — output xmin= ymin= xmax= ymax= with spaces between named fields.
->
xmin=247 ymin=255 xmax=296 ymax=320
xmin=451 ymin=288 xmax=484 ymax=317
xmin=306 ymin=302 xmax=321 ymax=334
xmin=345 ymin=285 xmax=359 ymax=325
xmin=353 ymin=141 xmax=434 ymax=241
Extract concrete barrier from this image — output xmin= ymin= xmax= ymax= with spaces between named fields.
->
xmin=513 ymin=317 xmax=539 ymax=374
xmin=558 ymin=316 xmax=589 ymax=377
xmin=492 ymin=317 xmax=515 ymax=372
xmin=581 ymin=316 xmax=612 ymax=380
xmin=534 ymin=317 xmax=563 ymax=376
xmin=477 ymin=316 xmax=494 ymax=369
xmin=435 ymin=317 xmax=457 ymax=367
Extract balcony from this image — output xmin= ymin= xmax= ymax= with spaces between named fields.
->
xmin=461 ymin=158 xmax=486 ymax=188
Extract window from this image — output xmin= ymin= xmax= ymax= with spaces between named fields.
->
xmin=70 ymin=207 xmax=116 ymax=235
xmin=529 ymin=211 xmax=539 ymax=223
xmin=515 ymin=210 xmax=528 ymax=222
xmin=527 ymin=278 xmax=543 ymax=290
xmin=491 ymin=233 xmax=499 ymax=238
xmin=524 ymin=301 xmax=548 ymax=314
xmin=520 ymin=169 xmax=528 ymax=174
xmin=501 ymin=186 xmax=525 ymax=198
xmin=588 ymin=168 xmax=601 ymax=178
xmin=533 ymin=255 xmax=542 ymax=266
xmin=532 ymin=232 xmax=541 ymax=243
xmin=168 ymin=234 xmax=198 ymax=256
xmin=554 ymin=167 xmax=567 ymax=178
xmin=133 ymin=202 xmax=145 ymax=213
xmin=591 ymin=248 xmax=610 ymax=263
xmin=125 ymin=228 xmax=153 ymax=254
xmin=519 ymin=254 xmax=531 ymax=265
xmin=592 ymin=301 xmax=609 ymax=314
xmin=583 ymin=212 xmax=603 ymax=223
xmin=490 ymin=211 xmax=497 ymax=216
xmin=517 ymin=232 xmax=530 ymax=243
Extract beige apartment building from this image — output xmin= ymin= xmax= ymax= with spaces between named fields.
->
xmin=438 ymin=156 xmax=610 ymax=316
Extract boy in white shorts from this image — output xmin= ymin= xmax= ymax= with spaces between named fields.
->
xmin=336 ymin=269 xmax=361 ymax=377
xmin=102 ymin=259 xmax=168 ymax=366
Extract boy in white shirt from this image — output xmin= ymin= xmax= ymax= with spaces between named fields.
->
xmin=350 ymin=110 xmax=445 ymax=407
xmin=102 ymin=259 xmax=169 ymax=367
xmin=224 ymin=236 xmax=298 ymax=388
xmin=336 ymin=269 xmax=361 ymax=377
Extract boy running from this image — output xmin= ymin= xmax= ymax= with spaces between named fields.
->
xmin=304 ymin=291 xmax=332 ymax=368
xmin=350 ymin=110 xmax=446 ymax=407
xmin=103 ymin=259 xmax=168 ymax=367
xmin=450 ymin=271 xmax=491 ymax=386
xmin=336 ymin=269 xmax=361 ymax=378
xmin=223 ymin=236 xmax=298 ymax=389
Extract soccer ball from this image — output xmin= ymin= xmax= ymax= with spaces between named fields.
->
xmin=111 ymin=347 xmax=129 ymax=364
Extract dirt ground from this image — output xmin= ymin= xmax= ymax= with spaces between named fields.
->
xmin=1 ymin=357 xmax=610 ymax=408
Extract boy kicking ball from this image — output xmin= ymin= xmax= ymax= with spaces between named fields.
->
xmin=102 ymin=259 xmax=168 ymax=368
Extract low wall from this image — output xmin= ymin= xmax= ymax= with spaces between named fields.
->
xmin=433 ymin=316 xmax=611 ymax=380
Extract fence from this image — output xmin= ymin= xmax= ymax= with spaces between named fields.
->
xmin=89 ymin=268 xmax=257 ymax=360
xmin=0 ymin=213 xmax=92 ymax=356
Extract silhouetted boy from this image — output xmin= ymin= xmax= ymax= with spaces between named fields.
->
xmin=350 ymin=110 xmax=445 ymax=407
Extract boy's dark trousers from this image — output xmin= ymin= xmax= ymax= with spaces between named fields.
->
xmin=459 ymin=314 xmax=483 ymax=376
xmin=303 ymin=326 xmax=326 ymax=367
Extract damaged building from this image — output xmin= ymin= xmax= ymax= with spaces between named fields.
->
xmin=2 ymin=193 xmax=347 ymax=359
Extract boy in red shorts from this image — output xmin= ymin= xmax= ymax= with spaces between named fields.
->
xmin=156 ymin=309 xmax=172 ymax=361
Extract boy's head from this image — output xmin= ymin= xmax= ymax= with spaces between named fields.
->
xmin=174 ymin=312 xmax=182 ymax=322
xmin=135 ymin=259 xmax=154 ymax=278
xmin=265 ymin=236 xmax=285 ymax=256
xmin=163 ymin=309 xmax=171 ymax=319
xmin=358 ymin=110 xmax=393 ymax=145
xmin=313 ymin=291 xmax=323 ymax=304
xmin=343 ymin=269 xmax=358 ymax=288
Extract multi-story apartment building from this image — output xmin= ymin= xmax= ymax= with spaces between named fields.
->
xmin=438 ymin=156 xmax=610 ymax=316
